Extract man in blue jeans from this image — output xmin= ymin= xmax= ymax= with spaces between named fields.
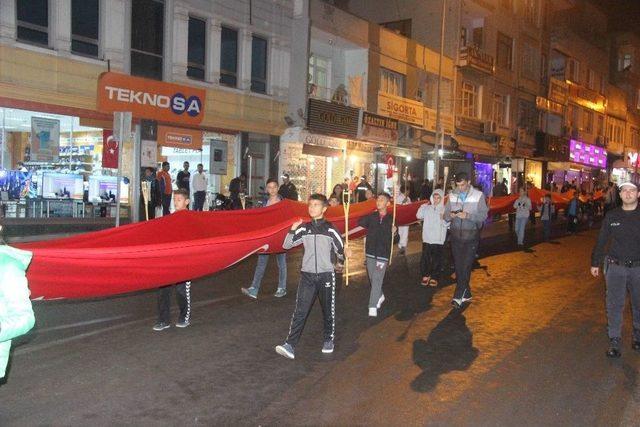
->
xmin=241 ymin=178 xmax=288 ymax=299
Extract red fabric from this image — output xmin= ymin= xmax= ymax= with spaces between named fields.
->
xmin=488 ymin=188 xmax=603 ymax=215
xmin=101 ymin=130 xmax=119 ymax=169
xmin=17 ymin=199 xmax=426 ymax=300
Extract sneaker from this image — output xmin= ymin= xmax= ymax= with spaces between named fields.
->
xmin=275 ymin=343 xmax=295 ymax=360
xmin=377 ymin=294 xmax=385 ymax=309
xmin=241 ymin=287 xmax=258 ymax=299
xmin=322 ymin=340 xmax=334 ymax=354
xmin=368 ymin=307 xmax=377 ymax=317
xmin=607 ymin=337 xmax=622 ymax=358
xmin=632 ymin=340 xmax=640 ymax=351
xmin=428 ymin=278 xmax=438 ymax=287
xmin=461 ymin=296 xmax=473 ymax=304
xmin=451 ymin=298 xmax=463 ymax=309
xmin=153 ymin=321 xmax=170 ymax=331
xmin=421 ymin=276 xmax=430 ymax=286
xmin=175 ymin=319 xmax=190 ymax=328
xmin=274 ymin=288 xmax=287 ymax=298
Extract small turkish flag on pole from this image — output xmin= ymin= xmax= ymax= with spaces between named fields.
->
xmin=102 ymin=130 xmax=119 ymax=169
xmin=385 ymin=154 xmax=395 ymax=179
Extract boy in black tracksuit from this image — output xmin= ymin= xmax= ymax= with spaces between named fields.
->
xmin=358 ymin=193 xmax=398 ymax=317
xmin=275 ymin=194 xmax=350 ymax=359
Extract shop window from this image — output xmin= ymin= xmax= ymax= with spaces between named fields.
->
xmin=308 ymin=54 xmax=331 ymax=101
xmin=461 ymin=81 xmax=478 ymax=118
xmin=71 ymin=0 xmax=99 ymax=57
xmin=16 ymin=0 xmax=49 ymax=47
xmin=131 ymin=0 xmax=164 ymax=80
xmin=496 ymin=32 xmax=513 ymax=70
xmin=220 ymin=26 xmax=238 ymax=87
xmin=583 ymin=110 xmax=593 ymax=134
xmin=187 ymin=16 xmax=206 ymax=80
xmin=251 ymin=35 xmax=268 ymax=94
xmin=492 ymin=93 xmax=509 ymax=127
xmin=380 ymin=68 xmax=405 ymax=97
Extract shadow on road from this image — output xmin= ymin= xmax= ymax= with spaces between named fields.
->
xmin=411 ymin=307 xmax=479 ymax=393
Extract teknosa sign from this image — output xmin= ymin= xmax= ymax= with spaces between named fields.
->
xmin=97 ymin=72 xmax=206 ymax=125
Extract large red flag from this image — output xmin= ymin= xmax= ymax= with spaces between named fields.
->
xmin=102 ymin=130 xmax=119 ymax=169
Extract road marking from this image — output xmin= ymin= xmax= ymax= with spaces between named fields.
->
xmin=36 ymin=315 xmax=131 ymax=333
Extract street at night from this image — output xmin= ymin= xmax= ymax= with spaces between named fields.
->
xmin=2 ymin=223 xmax=639 ymax=426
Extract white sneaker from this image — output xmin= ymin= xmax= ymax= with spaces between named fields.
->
xmin=368 ymin=307 xmax=377 ymax=317
xmin=377 ymin=294 xmax=385 ymax=309
xmin=461 ymin=296 xmax=473 ymax=304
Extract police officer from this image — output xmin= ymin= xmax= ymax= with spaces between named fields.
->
xmin=591 ymin=181 xmax=640 ymax=358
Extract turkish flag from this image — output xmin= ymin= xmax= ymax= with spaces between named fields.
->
xmin=385 ymin=154 xmax=395 ymax=179
xmin=102 ymin=130 xmax=119 ymax=169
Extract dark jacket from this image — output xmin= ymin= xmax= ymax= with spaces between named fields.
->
xmin=278 ymin=182 xmax=299 ymax=201
xmin=591 ymin=206 xmax=640 ymax=267
xmin=358 ymin=211 xmax=398 ymax=262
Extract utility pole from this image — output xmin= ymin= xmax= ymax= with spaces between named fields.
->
xmin=434 ymin=0 xmax=447 ymax=183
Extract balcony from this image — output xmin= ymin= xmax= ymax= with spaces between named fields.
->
xmin=459 ymin=45 xmax=494 ymax=75
xmin=534 ymin=131 xmax=570 ymax=161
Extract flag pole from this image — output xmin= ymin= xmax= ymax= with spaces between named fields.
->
xmin=389 ymin=170 xmax=397 ymax=266
xmin=141 ymin=181 xmax=150 ymax=221
xmin=343 ymin=190 xmax=351 ymax=286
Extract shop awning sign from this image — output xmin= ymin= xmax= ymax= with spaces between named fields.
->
xmin=359 ymin=111 xmax=399 ymax=144
xmin=98 ymin=72 xmax=206 ymax=125
xmin=377 ymin=92 xmax=424 ymax=127
xmin=158 ymin=125 xmax=203 ymax=150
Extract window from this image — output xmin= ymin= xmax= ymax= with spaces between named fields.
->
xmin=16 ymin=0 xmax=49 ymax=46
xmin=521 ymin=42 xmax=539 ymax=81
xmin=597 ymin=114 xmax=604 ymax=136
xmin=631 ymin=127 xmax=640 ymax=148
xmin=461 ymin=81 xmax=478 ymax=118
xmin=380 ymin=68 xmax=405 ymax=97
xmin=619 ymin=53 xmax=632 ymax=71
xmin=131 ymin=0 xmax=164 ymax=80
xmin=540 ymin=53 xmax=548 ymax=83
xmin=567 ymin=58 xmax=579 ymax=83
xmin=308 ymin=54 xmax=331 ymax=100
xmin=220 ymin=26 xmax=238 ymax=87
xmin=606 ymin=117 xmax=625 ymax=144
xmin=187 ymin=17 xmax=206 ymax=80
xmin=587 ymin=69 xmax=595 ymax=90
xmin=381 ymin=19 xmax=412 ymax=39
xmin=71 ymin=0 xmax=99 ymax=57
xmin=496 ymin=32 xmax=513 ymax=70
xmin=523 ymin=0 xmax=539 ymax=26
xmin=517 ymin=99 xmax=537 ymax=132
xmin=583 ymin=109 xmax=593 ymax=133
xmin=492 ymin=93 xmax=509 ymax=127
xmin=251 ymin=35 xmax=268 ymax=93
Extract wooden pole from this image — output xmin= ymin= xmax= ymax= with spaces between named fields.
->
xmin=342 ymin=190 xmax=351 ymax=286
xmin=389 ymin=171 xmax=397 ymax=266
xmin=141 ymin=181 xmax=150 ymax=221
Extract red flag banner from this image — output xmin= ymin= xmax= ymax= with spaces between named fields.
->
xmin=102 ymin=130 xmax=119 ymax=169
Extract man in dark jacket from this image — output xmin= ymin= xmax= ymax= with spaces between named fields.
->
xmin=229 ymin=173 xmax=246 ymax=209
xmin=278 ymin=173 xmax=299 ymax=201
xmin=356 ymin=175 xmax=373 ymax=203
xmin=358 ymin=192 xmax=398 ymax=317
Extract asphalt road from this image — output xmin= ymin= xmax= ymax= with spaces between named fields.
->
xmin=1 ymin=221 xmax=639 ymax=426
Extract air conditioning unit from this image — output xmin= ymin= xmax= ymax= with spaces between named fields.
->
xmin=484 ymin=120 xmax=497 ymax=134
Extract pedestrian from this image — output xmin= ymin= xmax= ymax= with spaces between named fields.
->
xmin=584 ymin=193 xmax=596 ymax=229
xmin=140 ymin=167 xmax=160 ymax=220
xmin=192 ymin=163 xmax=208 ymax=211
xmin=566 ymin=191 xmax=580 ymax=234
xmin=358 ymin=193 xmax=398 ymax=317
xmin=356 ymin=175 xmax=373 ymax=202
xmin=590 ymin=181 xmax=640 ymax=358
xmin=396 ymin=185 xmax=411 ymax=255
xmin=156 ymin=161 xmax=173 ymax=215
xmin=176 ymin=161 xmax=191 ymax=194
xmin=492 ymin=178 xmax=508 ymax=197
xmin=278 ymin=173 xmax=299 ymax=201
xmin=241 ymin=178 xmax=288 ymax=299
xmin=444 ymin=172 xmax=489 ymax=308
xmin=275 ymin=194 xmax=351 ymax=359
xmin=229 ymin=173 xmax=247 ymax=209
xmin=538 ymin=193 xmax=555 ymax=241
xmin=419 ymin=179 xmax=432 ymax=201
xmin=416 ymin=188 xmax=447 ymax=287
xmin=0 ymin=232 xmax=35 ymax=379
xmin=153 ymin=189 xmax=193 ymax=331
xmin=330 ymin=184 xmax=344 ymax=202
xmin=328 ymin=196 xmax=340 ymax=207
xmin=513 ymin=187 xmax=532 ymax=247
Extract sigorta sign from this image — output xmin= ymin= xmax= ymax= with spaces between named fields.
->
xmin=97 ymin=72 xmax=206 ymax=125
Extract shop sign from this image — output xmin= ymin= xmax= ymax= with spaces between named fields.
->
xmin=157 ymin=125 xmax=203 ymax=150
xmin=97 ymin=72 xmax=206 ymax=125
xmin=569 ymin=139 xmax=607 ymax=168
xmin=548 ymin=77 xmax=569 ymax=105
xmin=377 ymin=92 xmax=424 ymax=127
xmin=536 ymin=96 xmax=564 ymax=116
xmin=359 ymin=112 xmax=399 ymax=143
xmin=568 ymin=84 xmax=605 ymax=112
xmin=210 ymin=140 xmax=228 ymax=175
xmin=424 ymin=108 xmax=454 ymax=134
xmin=307 ymin=99 xmax=359 ymax=138
xmin=458 ymin=45 xmax=495 ymax=75
xmin=31 ymin=117 xmax=60 ymax=162
xmin=455 ymin=116 xmax=485 ymax=136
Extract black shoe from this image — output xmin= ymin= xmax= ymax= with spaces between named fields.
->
xmin=607 ymin=338 xmax=622 ymax=358
xmin=632 ymin=340 xmax=640 ymax=351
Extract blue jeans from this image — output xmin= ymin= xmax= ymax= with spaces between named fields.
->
xmin=515 ymin=217 xmax=527 ymax=245
xmin=542 ymin=219 xmax=551 ymax=241
xmin=251 ymin=253 xmax=287 ymax=290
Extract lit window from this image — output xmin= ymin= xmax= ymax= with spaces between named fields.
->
xmin=380 ymin=68 xmax=405 ymax=97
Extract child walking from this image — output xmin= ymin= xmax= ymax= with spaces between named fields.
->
xmin=275 ymin=194 xmax=351 ymax=359
xmin=416 ymin=189 xmax=447 ymax=286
